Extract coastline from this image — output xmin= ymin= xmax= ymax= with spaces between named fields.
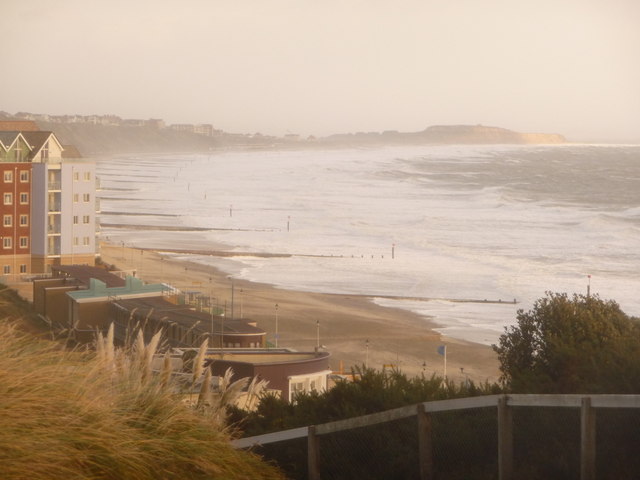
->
xmin=99 ymin=242 xmax=501 ymax=384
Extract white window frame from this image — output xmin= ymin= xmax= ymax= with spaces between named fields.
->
xmin=19 ymin=237 xmax=28 ymax=248
xmin=3 ymin=237 xmax=12 ymax=249
xmin=19 ymin=192 xmax=28 ymax=205
xmin=3 ymin=215 xmax=12 ymax=227
xmin=3 ymin=171 xmax=12 ymax=182
xmin=3 ymin=193 xmax=12 ymax=205
xmin=19 ymin=171 xmax=29 ymax=183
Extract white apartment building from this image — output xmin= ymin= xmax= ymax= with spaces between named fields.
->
xmin=31 ymin=161 xmax=97 ymax=272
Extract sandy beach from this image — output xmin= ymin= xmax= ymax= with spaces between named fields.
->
xmin=99 ymin=242 xmax=500 ymax=384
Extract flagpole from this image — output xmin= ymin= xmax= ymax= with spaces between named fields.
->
xmin=444 ymin=346 xmax=447 ymax=380
xmin=437 ymin=344 xmax=447 ymax=380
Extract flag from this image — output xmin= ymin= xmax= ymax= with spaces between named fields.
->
xmin=437 ymin=345 xmax=446 ymax=356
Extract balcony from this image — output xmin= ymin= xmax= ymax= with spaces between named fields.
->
xmin=48 ymin=181 xmax=61 ymax=191
xmin=47 ymin=223 xmax=61 ymax=235
xmin=48 ymin=202 xmax=61 ymax=213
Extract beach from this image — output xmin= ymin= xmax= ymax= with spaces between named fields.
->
xmin=99 ymin=242 xmax=501 ymax=384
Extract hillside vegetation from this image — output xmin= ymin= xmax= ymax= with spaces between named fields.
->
xmin=0 ymin=289 xmax=285 ymax=480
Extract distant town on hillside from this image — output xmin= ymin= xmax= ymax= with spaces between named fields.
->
xmin=0 ymin=110 xmax=566 ymax=155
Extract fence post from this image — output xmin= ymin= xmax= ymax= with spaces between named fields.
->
xmin=308 ymin=425 xmax=321 ymax=480
xmin=581 ymin=397 xmax=596 ymax=480
xmin=498 ymin=395 xmax=513 ymax=480
xmin=417 ymin=403 xmax=434 ymax=480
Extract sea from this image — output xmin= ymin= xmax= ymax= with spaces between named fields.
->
xmin=96 ymin=143 xmax=640 ymax=346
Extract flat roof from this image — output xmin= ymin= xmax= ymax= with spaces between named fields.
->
xmin=52 ymin=265 xmax=125 ymax=288
xmin=205 ymin=351 xmax=330 ymax=365
xmin=114 ymin=297 xmax=266 ymax=336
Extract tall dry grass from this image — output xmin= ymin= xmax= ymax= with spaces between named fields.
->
xmin=0 ymin=320 xmax=284 ymax=480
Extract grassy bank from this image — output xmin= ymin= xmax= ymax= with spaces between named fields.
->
xmin=0 ymin=287 xmax=285 ymax=480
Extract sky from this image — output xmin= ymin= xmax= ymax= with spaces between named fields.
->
xmin=2 ymin=0 xmax=639 ymax=142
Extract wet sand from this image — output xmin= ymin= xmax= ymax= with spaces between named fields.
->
xmin=99 ymin=242 xmax=501 ymax=384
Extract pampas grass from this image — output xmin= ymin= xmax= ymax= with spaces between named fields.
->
xmin=0 ymin=319 xmax=284 ymax=480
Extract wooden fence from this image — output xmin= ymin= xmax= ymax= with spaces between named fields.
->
xmin=232 ymin=394 xmax=640 ymax=480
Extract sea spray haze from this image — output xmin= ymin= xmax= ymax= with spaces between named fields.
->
xmin=97 ymin=144 xmax=640 ymax=345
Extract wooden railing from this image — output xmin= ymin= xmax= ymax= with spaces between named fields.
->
xmin=232 ymin=394 xmax=640 ymax=480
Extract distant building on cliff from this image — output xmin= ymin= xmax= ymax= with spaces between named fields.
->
xmin=0 ymin=121 xmax=97 ymax=277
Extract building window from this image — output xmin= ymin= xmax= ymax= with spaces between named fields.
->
xmin=15 ymin=148 xmax=22 ymax=162
xmin=73 ymin=215 xmax=78 ymax=225
xmin=19 ymin=215 xmax=28 ymax=226
xmin=83 ymin=236 xmax=90 ymax=246
xmin=19 ymin=237 xmax=28 ymax=248
xmin=291 ymin=382 xmax=304 ymax=396
xmin=3 ymin=238 xmax=11 ymax=249
xmin=19 ymin=264 xmax=27 ymax=273
xmin=40 ymin=145 xmax=49 ymax=161
xmin=83 ymin=193 xmax=90 ymax=202
xmin=73 ymin=193 xmax=79 ymax=203
xmin=73 ymin=171 xmax=79 ymax=181
xmin=84 ymin=172 xmax=91 ymax=181
xmin=3 ymin=171 xmax=12 ymax=182
xmin=73 ymin=237 xmax=79 ymax=246
xmin=19 ymin=193 xmax=28 ymax=204
xmin=3 ymin=265 xmax=10 ymax=274
xmin=3 ymin=193 xmax=12 ymax=205
xmin=19 ymin=171 xmax=29 ymax=182
xmin=83 ymin=215 xmax=90 ymax=224
xmin=3 ymin=215 xmax=12 ymax=227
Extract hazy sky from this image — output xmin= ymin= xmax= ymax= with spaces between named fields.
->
xmin=2 ymin=0 xmax=639 ymax=141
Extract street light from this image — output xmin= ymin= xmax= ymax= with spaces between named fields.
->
xmin=275 ymin=303 xmax=279 ymax=348
xmin=365 ymin=339 xmax=370 ymax=369
xmin=229 ymin=276 xmax=235 ymax=320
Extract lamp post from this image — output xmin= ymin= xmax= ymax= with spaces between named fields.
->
xmin=210 ymin=295 xmax=214 ymax=338
xmin=316 ymin=320 xmax=320 ymax=352
xmin=229 ymin=277 xmax=234 ymax=320
xmin=275 ymin=303 xmax=279 ymax=348
xmin=365 ymin=339 xmax=370 ymax=369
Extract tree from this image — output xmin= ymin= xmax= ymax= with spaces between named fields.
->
xmin=493 ymin=292 xmax=640 ymax=393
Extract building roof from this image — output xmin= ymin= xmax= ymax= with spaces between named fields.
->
xmin=0 ymin=131 xmax=30 ymax=152
xmin=61 ymin=144 xmax=83 ymax=158
xmin=67 ymin=276 xmax=165 ymax=302
xmin=0 ymin=120 xmax=40 ymax=132
xmin=52 ymin=265 xmax=126 ymax=288
xmin=21 ymin=131 xmax=64 ymax=159
xmin=205 ymin=351 xmax=330 ymax=365
xmin=113 ymin=296 xmax=266 ymax=336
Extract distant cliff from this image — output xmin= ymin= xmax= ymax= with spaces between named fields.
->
xmin=323 ymin=125 xmax=566 ymax=146
xmin=33 ymin=121 xmax=565 ymax=156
